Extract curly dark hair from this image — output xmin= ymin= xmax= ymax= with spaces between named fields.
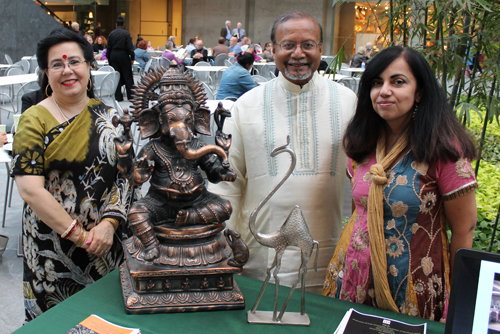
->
xmin=37 ymin=28 xmax=95 ymax=98
xmin=344 ymin=45 xmax=476 ymax=164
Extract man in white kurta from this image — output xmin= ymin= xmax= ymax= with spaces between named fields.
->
xmin=209 ymin=11 xmax=357 ymax=293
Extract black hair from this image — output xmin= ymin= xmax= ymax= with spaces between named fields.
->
xmin=136 ymin=36 xmax=143 ymax=46
xmin=37 ymin=28 xmax=95 ymax=98
xmin=189 ymin=38 xmax=196 ymax=44
xmin=218 ymin=37 xmax=226 ymax=44
xmin=344 ymin=45 xmax=476 ymax=164
xmin=116 ymin=15 xmax=124 ymax=27
xmin=270 ymin=10 xmax=323 ymax=45
xmin=237 ymin=52 xmax=255 ymax=68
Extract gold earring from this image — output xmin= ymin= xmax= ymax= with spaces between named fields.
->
xmin=45 ymin=83 xmax=51 ymax=97
xmin=87 ymin=78 xmax=92 ymax=91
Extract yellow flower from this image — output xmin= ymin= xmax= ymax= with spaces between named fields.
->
xmin=363 ymin=172 xmax=371 ymax=182
xmin=456 ymin=157 xmax=474 ymax=178
xmin=353 ymin=229 xmax=369 ymax=251
xmin=411 ymin=161 xmax=429 ymax=175
xmin=391 ymin=201 xmax=408 ymax=217
xmin=19 ymin=151 xmax=43 ymax=174
xmin=421 ymin=256 xmax=434 ymax=276
xmin=419 ymin=192 xmax=437 ymax=214
xmin=359 ymin=196 xmax=368 ymax=209
xmin=428 ymin=274 xmax=443 ymax=298
xmin=414 ymin=279 xmax=425 ymax=295
xmin=396 ymin=175 xmax=408 ymax=186
xmin=410 ymin=223 xmax=420 ymax=234
xmin=389 ymin=264 xmax=399 ymax=276
xmin=386 ymin=236 xmax=404 ymax=258
xmin=356 ymin=285 xmax=366 ymax=303
xmin=386 ymin=219 xmax=396 ymax=230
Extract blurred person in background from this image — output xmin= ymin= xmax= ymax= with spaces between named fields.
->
xmin=216 ymin=52 xmax=258 ymax=100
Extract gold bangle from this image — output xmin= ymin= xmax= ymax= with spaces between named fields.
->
xmin=103 ymin=218 xmax=120 ymax=231
xmin=61 ymin=219 xmax=78 ymax=239
xmin=75 ymin=226 xmax=87 ymax=248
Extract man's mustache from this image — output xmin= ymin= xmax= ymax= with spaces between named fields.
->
xmin=285 ymin=60 xmax=311 ymax=66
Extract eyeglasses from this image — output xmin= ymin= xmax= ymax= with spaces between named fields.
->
xmin=276 ymin=41 xmax=321 ymax=53
xmin=49 ymin=59 xmax=86 ymax=72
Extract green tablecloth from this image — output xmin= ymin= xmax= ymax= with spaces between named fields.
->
xmin=14 ymin=269 xmax=445 ymax=334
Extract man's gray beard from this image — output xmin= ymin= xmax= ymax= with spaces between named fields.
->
xmin=284 ymin=67 xmax=312 ymax=82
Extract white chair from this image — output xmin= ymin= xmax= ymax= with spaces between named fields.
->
xmin=192 ymin=63 xmax=213 ymax=89
xmin=201 ymin=81 xmax=215 ymax=100
xmin=213 ymin=67 xmax=227 ymax=93
xmin=143 ymin=58 xmax=153 ymax=74
xmin=16 ymin=60 xmax=30 ymax=74
xmin=4 ymin=54 xmax=13 ymax=65
xmin=252 ymin=75 xmax=268 ymax=83
xmin=29 ymin=56 xmax=38 ymax=73
xmin=160 ymin=57 xmax=171 ymax=69
xmin=16 ymin=80 xmax=39 ymax=114
xmin=214 ymin=53 xmax=229 ymax=66
xmin=158 ymin=45 xmax=165 ymax=51
xmin=229 ymin=56 xmax=236 ymax=64
xmin=98 ymin=65 xmax=115 ymax=72
xmin=6 ymin=67 xmax=23 ymax=76
xmin=337 ymin=77 xmax=358 ymax=93
xmin=224 ymin=59 xmax=232 ymax=67
xmin=5 ymin=67 xmax=25 ymax=114
xmin=194 ymin=61 xmax=211 ymax=67
xmin=0 ymin=92 xmax=14 ymax=120
xmin=259 ymin=64 xmax=273 ymax=80
xmin=223 ymin=96 xmax=238 ymax=101
xmin=98 ymin=72 xmax=121 ymax=110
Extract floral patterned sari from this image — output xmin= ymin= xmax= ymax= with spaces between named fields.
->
xmin=323 ymin=151 xmax=477 ymax=322
xmin=11 ymin=99 xmax=131 ymax=321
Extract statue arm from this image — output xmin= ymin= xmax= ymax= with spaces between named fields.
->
xmin=131 ymin=145 xmax=155 ymax=186
xmin=196 ymin=139 xmax=236 ymax=183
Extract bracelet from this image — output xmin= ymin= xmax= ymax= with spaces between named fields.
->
xmin=61 ymin=219 xmax=79 ymax=239
xmin=74 ymin=225 xmax=87 ymax=248
xmin=103 ymin=218 xmax=120 ymax=231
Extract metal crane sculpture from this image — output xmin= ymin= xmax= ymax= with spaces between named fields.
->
xmin=247 ymin=136 xmax=319 ymax=325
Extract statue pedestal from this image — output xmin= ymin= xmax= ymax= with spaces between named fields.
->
xmin=119 ymin=223 xmax=245 ymax=313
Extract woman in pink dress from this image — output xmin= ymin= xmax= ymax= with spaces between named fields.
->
xmin=323 ymin=46 xmax=477 ymax=322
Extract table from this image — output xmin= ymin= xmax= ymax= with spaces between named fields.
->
xmin=95 ymin=60 xmax=139 ymax=68
xmin=342 ymin=67 xmax=365 ymax=74
xmin=147 ymin=50 xmax=163 ymax=57
xmin=12 ymin=269 xmax=445 ymax=334
xmin=186 ymin=66 xmax=228 ymax=72
xmin=253 ymin=62 xmax=275 ymax=66
xmin=0 ymin=71 xmax=108 ymax=87
xmin=318 ymin=71 xmax=349 ymax=81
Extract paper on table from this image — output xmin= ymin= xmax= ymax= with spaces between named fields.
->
xmin=333 ymin=308 xmax=427 ymax=334
xmin=65 ymin=314 xmax=140 ymax=334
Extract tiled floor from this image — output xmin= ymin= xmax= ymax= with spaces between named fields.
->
xmin=0 ymin=96 xmax=353 ymax=334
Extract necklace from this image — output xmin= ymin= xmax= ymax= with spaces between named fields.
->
xmin=52 ymin=96 xmax=70 ymax=123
